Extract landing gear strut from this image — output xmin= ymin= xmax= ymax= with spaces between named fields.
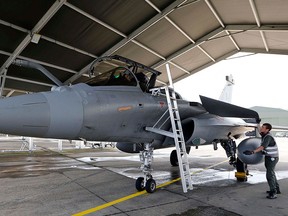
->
xmin=221 ymin=138 xmax=237 ymax=166
xmin=221 ymin=138 xmax=248 ymax=182
xmin=235 ymin=158 xmax=248 ymax=182
xmin=136 ymin=143 xmax=156 ymax=193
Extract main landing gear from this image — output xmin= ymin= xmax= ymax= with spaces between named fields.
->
xmin=221 ymin=138 xmax=248 ymax=182
xmin=170 ymin=147 xmax=190 ymax=166
xmin=235 ymin=158 xmax=248 ymax=182
xmin=135 ymin=143 xmax=157 ymax=193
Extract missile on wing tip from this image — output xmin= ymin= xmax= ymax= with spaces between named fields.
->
xmin=0 ymin=85 xmax=84 ymax=139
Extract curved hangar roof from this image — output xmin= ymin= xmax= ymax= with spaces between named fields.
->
xmin=1 ymin=0 xmax=288 ymax=96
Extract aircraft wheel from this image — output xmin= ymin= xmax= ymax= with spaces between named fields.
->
xmin=145 ymin=178 xmax=156 ymax=193
xmin=135 ymin=177 xmax=145 ymax=191
xmin=170 ymin=150 xmax=179 ymax=166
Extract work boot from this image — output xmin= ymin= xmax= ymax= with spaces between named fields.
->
xmin=266 ymin=188 xmax=281 ymax=194
xmin=277 ymin=187 xmax=281 ymax=194
xmin=266 ymin=192 xmax=277 ymax=199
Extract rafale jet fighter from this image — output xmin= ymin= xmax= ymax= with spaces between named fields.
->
xmin=1 ymin=55 xmax=263 ymax=193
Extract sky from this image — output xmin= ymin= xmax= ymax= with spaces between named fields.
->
xmin=174 ymin=52 xmax=288 ymax=110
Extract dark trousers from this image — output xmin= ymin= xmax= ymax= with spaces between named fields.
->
xmin=265 ymin=156 xmax=279 ymax=193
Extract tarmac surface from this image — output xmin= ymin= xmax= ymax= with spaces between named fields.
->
xmin=0 ymin=137 xmax=288 ymax=216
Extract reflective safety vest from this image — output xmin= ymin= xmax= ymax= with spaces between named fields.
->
xmin=262 ymin=134 xmax=279 ymax=157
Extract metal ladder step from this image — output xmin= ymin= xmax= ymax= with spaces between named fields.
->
xmin=163 ymin=83 xmax=193 ymax=193
xmin=147 ymin=64 xmax=193 ymax=193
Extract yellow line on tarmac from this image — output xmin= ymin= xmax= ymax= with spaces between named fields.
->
xmin=72 ymin=159 xmax=228 ymax=216
xmin=72 ymin=190 xmax=147 ymax=216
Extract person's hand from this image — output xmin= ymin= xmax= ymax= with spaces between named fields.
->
xmin=243 ymin=150 xmax=254 ymax=155
xmin=261 ymin=150 xmax=267 ymax=155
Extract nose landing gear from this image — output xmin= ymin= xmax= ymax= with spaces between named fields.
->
xmin=136 ymin=143 xmax=157 ymax=193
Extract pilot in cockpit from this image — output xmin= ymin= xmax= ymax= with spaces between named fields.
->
xmin=108 ymin=67 xmax=148 ymax=91
xmin=123 ymin=70 xmax=133 ymax=82
xmin=135 ymin=72 xmax=149 ymax=92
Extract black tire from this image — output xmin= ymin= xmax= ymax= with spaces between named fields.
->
xmin=145 ymin=178 xmax=156 ymax=193
xmin=135 ymin=177 xmax=145 ymax=191
xmin=186 ymin=146 xmax=191 ymax=154
xmin=170 ymin=150 xmax=179 ymax=166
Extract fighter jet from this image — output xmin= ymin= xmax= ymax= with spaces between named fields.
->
xmin=1 ymin=55 xmax=263 ymax=193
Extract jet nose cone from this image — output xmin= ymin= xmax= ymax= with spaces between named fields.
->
xmin=0 ymin=93 xmax=50 ymax=137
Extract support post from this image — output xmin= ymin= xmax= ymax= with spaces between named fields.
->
xmin=28 ymin=137 xmax=33 ymax=152
xmin=58 ymin=139 xmax=63 ymax=151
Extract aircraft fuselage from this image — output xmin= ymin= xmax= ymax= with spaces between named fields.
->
xmin=0 ymin=84 xmax=205 ymax=143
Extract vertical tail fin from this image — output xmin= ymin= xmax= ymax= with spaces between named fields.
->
xmin=219 ymin=75 xmax=234 ymax=103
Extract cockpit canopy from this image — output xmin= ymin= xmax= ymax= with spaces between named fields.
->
xmin=85 ymin=55 xmax=161 ymax=92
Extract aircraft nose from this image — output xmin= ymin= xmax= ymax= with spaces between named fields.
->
xmin=0 ymin=93 xmax=50 ymax=137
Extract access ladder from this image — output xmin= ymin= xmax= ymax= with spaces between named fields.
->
xmin=146 ymin=64 xmax=193 ymax=193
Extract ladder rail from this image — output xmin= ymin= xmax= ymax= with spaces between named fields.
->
xmin=165 ymin=63 xmax=193 ymax=193
xmin=146 ymin=64 xmax=193 ymax=193
xmin=164 ymin=86 xmax=193 ymax=193
xmin=152 ymin=108 xmax=169 ymax=129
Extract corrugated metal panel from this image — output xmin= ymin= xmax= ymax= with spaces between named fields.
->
xmin=1 ymin=0 xmax=288 ymax=95
xmin=7 ymin=64 xmax=71 ymax=84
xmin=157 ymin=63 xmax=184 ymax=83
xmin=21 ymin=39 xmax=94 ymax=71
xmin=5 ymin=79 xmax=51 ymax=92
xmin=210 ymin=0 xmax=256 ymax=24
xmin=0 ymin=25 xmax=27 ymax=53
xmin=255 ymin=0 xmax=288 ymax=24
xmin=169 ymin=0 xmax=220 ymax=40
xmin=173 ymin=48 xmax=211 ymax=72
xmin=0 ymin=54 xmax=8 ymax=66
xmin=265 ymin=32 xmax=288 ymax=50
xmin=0 ymin=0 xmax=54 ymax=30
xmin=68 ymin=0 xmax=158 ymax=35
xmin=232 ymin=31 xmax=265 ymax=49
xmin=135 ymin=18 xmax=190 ymax=57
xmin=201 ymin=32 xmax=236 ymax=59
xmin=115 ymin=41 xmax=162 ymax=66
xmin=40 ymin=6 xmax=122 ymax=56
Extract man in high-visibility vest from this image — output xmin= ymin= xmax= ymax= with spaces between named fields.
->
xmin=244 ymin=123 xmax=280 ymax=199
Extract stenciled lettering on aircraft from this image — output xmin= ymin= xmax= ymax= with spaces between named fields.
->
xmin=118 ymin=106 xmax=133 ymax=112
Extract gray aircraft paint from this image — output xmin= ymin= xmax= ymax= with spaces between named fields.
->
xmin=0 ymin=55 xmax=264 ymax=167
xmin=0 ymin=84 xmax=206 ymax=144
